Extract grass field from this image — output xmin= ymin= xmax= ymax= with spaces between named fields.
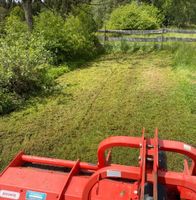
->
xmin=0 ymin=51 xmax=195 ymax=171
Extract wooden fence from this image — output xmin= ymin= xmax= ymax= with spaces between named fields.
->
xmin=97 ymin=28 xmax=196 ymax=43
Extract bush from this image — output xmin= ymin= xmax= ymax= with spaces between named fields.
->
xmin=34 ymin=9 xmax=100 ymax=62
xmin=34 ymin=11 xmax=65 ymax=63
xmin=106 ymin=2 xmax=163 ymax=30
xmin=48 ymin=65 xmax=70 ymax=79
xmin=63 ymin=5 xmax=100 ymax=59
xmin=0 ymin=90 xmax=21 ymax=115
xmin=63 ymin=15 xmax=98 ymax=59
xmin=1 ymin=9 xmax=53 ymax=97
xmin=0 ymin=14 xmax=53 ymax=114
xmin=5 ymin=6 xmax=28 ymax=38
xmin=0 ymin=34 xmax=52 ymax=96
xmin=0 ymin=7 xmax=102 ymax=114
xmin=0 ymin=65 xmax=21 ymax=114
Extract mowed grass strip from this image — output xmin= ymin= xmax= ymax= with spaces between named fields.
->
xmin=0 ymin=52 xmax=195 ymax=171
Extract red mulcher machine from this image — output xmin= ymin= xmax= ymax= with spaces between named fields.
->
xmin=0 ymin=129 xmax=195 ymax=200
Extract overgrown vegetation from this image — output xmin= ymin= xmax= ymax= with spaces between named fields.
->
xmin=173 ymin=43 xmax=196 ymax=70
xmin=34 ymin=7 xmax=99 ymax=63
xmin=0 ymin=5 xmax=100 ymax=114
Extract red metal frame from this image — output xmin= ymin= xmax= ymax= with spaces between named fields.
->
xmin=0 ymin=129 xmax=195 ymax=200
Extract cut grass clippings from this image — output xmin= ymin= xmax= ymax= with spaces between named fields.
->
xmin=0 ymin=51 xmax=195 ymax=171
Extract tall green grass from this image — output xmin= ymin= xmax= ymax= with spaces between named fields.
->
xmin=104 ymin=41 xmax=162 ymax=53
xmin=172 ymin=43 xmax=196 ymax=71
xmin=104 ymin=41 xmax=196 ymax=72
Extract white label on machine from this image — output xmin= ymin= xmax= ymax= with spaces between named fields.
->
xmin=184 ymin=144 xmax=191 ymax=151
xmin=107 ymin=170 xmax=122 ymax=178
xmin=0 ymin=190 xmax=20 ymax=199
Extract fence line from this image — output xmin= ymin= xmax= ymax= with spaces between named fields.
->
xmin=98 ymin=29 xmax=196 ymax=35
xmin=98 ymin=36 xmax=196 ymax=43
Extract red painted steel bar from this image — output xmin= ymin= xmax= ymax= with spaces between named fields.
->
xmin=159 ymin=140 xmax=196 ymax=162
xmin=21 ymin=155 xmax=98 ymax=171
xmin=139 ymin=129 xmax=147 ymax=200
xmin=97 ymin=136 xmax=142 ymax=168
xmin=153 ymin=128 xmax=159 ymax=200
xmin=57 ymin=159 xmax=80 ymax=200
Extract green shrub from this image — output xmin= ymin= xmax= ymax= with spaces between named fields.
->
xmin=5 ymin=6 xmax=28 ymax=38
xmin=48 ymin=65 xmax=70 ymax=79
xmin=9 ymin=6 xmax=25 ymax=20
xmin=0 ymin=6 xmax=102 ymax=114
xmin=0 ymin=65 xmax=21 ymax=114
xmin=34 ymin=9 xmax=100 ymax=62
xmin=63 ymin=15 xmax=98 ymax=59
xmin=0 ymin=90 xmax=21 ymax=115
xmin=72 ymin=5 xmax=97 ymax=34
xmin=63 ymin=6 xmax=99 ymax=59
xmin=0 ymin=28 xmax=53 ymax=114
xmin=1 ymin=10 xmax=53 ymax=98
xmin=34 ymin=11 xmax=65 ymax=63
xmin=0 ymin=34 xmax=52 ymax=95
xmin=106 ymin=2 xmax=163 ymax=30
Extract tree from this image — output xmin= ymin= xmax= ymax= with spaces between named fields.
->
xmin=20 ymin=0 xmax=93 ymax=29
xmin=91 ymin=0 xmax=131 ymax=28
xmin=22 ymin=0 xmax=33 ymax=30
xmin=154 ymin=0 xmax=196 ymax=26
xmin=0 ymin=0 xmax=17 ymax=9
xmin=43 ymin=0 xmax=93 ymax=16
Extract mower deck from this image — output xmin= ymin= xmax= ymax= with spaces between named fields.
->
xmin=0 ymin=129 xmax=195 ymax=200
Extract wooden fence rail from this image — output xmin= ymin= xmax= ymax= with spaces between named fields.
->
xmin=98 ymin=36 xmax=196 ymax=42
xmin=98 ymin=29 xmax=196 ymax=35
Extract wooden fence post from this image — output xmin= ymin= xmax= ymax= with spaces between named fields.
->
xmin=161 ymin=28 xmax=164 ymax=49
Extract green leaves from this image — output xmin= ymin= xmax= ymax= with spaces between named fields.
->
xmin=155 ymin=0 xmax=196 ymax=26
xmin=63 ymin=15 xmax=96 ymax=58
xmin=34 ymin=11 xmax=65 ymax=54
xmin=34 ymin=9 xmax=99 ymax=61
xmin=0 ymin=6 xmax=100 ymax=114
xmin=106 ymin=2 xmax=163 ymax=30
xmin=0 ymin=16 xmax=53 ymax=114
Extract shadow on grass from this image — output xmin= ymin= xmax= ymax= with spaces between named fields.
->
xmin=0 ymin=84 xmax=75 ymax=117
xmin=66 ymin=52 xmax=143 ymax=71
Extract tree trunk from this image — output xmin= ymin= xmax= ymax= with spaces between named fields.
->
xmin=22 ymin=0 xmax=33 ymax=31
xmin=136 ymin=0 xmax=141 ymax=5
